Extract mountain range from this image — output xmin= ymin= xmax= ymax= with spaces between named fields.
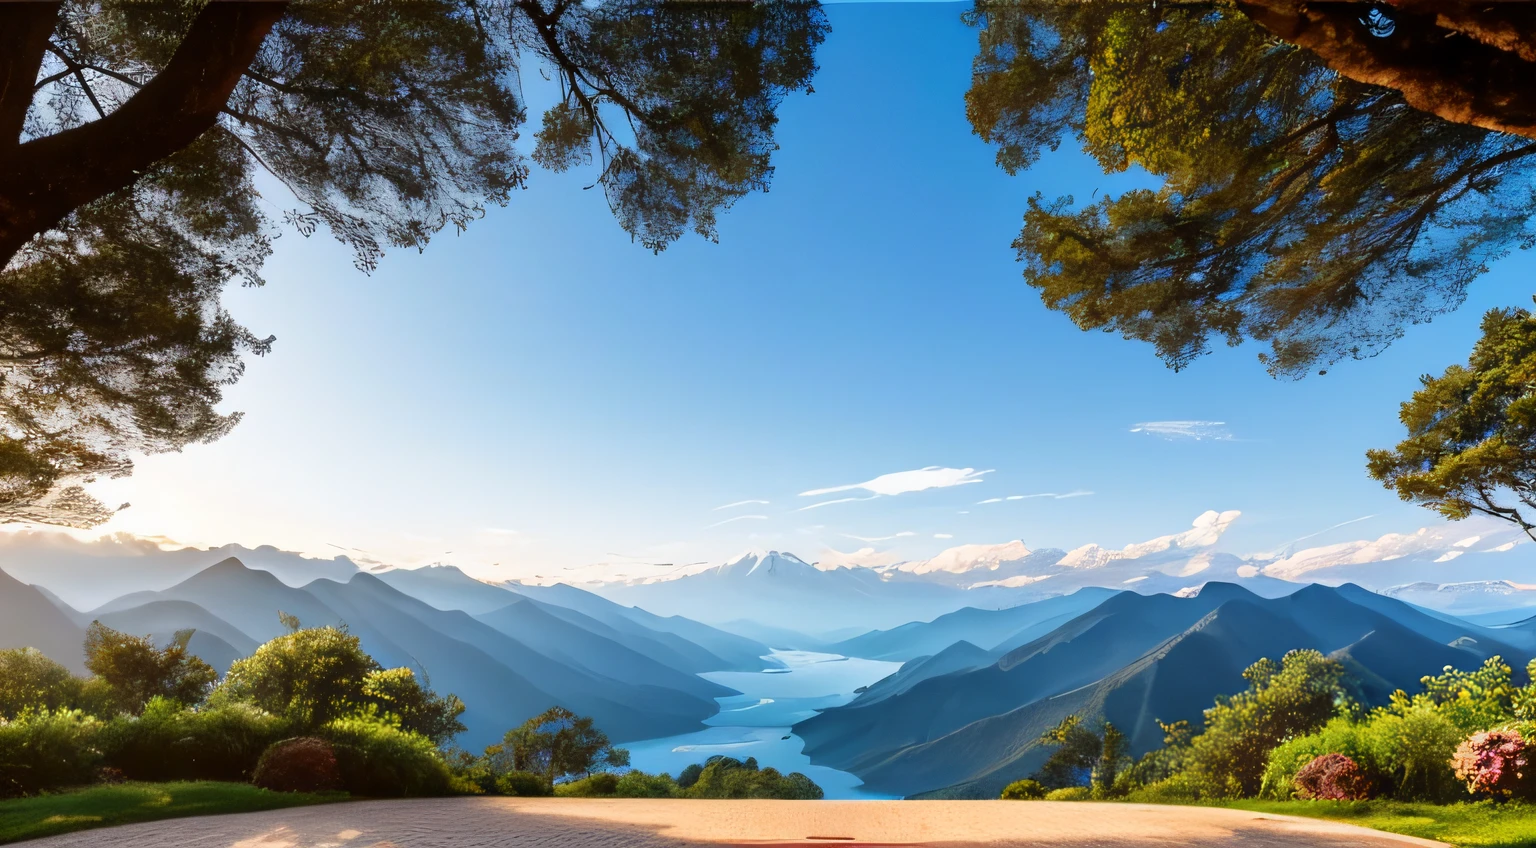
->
xmin=7 ymin=521 xmax=1536 ymax=800
xmin=792 ymin=581 xmax=1536 ymax=798
xmin=3 ymin=557 xmax=772 ymax=748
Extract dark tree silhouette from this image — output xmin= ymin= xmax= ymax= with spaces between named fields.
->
xmin=0 ymin=0 xmax=826 ymax=527
xmin=965 ymin=1 xmax=1536 ymax=379
xmin=1236 ymin=1 xmax=1536 ymax=141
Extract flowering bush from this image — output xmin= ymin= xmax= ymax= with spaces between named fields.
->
xmin=252 ymin=737 xmax=342 ymax=793
xmin=1293 ymin=753 xmax=1372 ymax=800
xmin=1452 ymin=729 xmax=1531 ymax=799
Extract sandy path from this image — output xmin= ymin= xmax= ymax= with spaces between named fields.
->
xmin=20 ymin=798 xmax=1448 ymax=847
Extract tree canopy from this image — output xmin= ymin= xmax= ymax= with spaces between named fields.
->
xmin=965 ymin=1 xmax=1536 ymax=380
xmin=1367 ymin=306 xmax=1536 ymax=541
xmin=1176 ymin=649 xmax=1345 ymax=797
xmin=214 ymin=622 xmax=466 ymax=743
xmin=0 ymin=0 xmax=827 ymax=527
xmin=497 ymin=705 xmax=629 ymax=787
xmin=83 ymin=621 xmax=216 ymax=714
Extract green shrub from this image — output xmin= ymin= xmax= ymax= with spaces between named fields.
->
xmin=556 ymin=772 xmax=620 ymax=797
xmin=252 ymin=737 xmax=342 ymax=793
xmin=1001 ymin=778 xmax=1047 ymax=800
xmin=1044 ymin=786 xmax=1092 ymax=801
xmin=1123 ymin=771 xmax=1224 ymax=803
xmin=320 ymin=713 xmax=450 ymax=797
xmin=496 ymin=770 xmax=551 ymax=797
xmin=99 ymin=698 xmax=288 ymax=782
xmin=681 ymin=756 xmax=823 ymax=799
xmin=615 ymin=770 xmax=678 ymax=798
xmin=0 ymin=710 xmax=102 ymax=798
xmin=677 ymin=762 xmax=703 ymax=789
xmin=1363 ymin=699 xmax=1465 ymax=802
xmin=0 ymin=650 xmax=86 ymax=721
xmin=1261 ymin=717 xmax=1392 ymax=800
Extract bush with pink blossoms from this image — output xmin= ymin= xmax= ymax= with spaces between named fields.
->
xmin=1451 ymin=729 xmax=1532 ymax=800
xmin=1293 ymin=753 xmax=1372 ymax=801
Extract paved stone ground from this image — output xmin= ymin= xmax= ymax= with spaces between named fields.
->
xmin=22 ymin=798 xmax=1448 ymax=848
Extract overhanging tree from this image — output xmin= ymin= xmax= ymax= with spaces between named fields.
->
xmin=1367 ymin=305 xmax=1536 ymax=541
xmin=0 ymin=0 xmax=826 ymax=527
xmin=965 ymin=1 xmax=1536 ymax=380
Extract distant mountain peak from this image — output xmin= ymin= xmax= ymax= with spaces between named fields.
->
xmin=717 ymin=550 xmax=813 ymax=577
xmin=894 ymin=541 xmax=1032 ymax=575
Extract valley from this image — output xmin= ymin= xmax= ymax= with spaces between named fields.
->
xmin=4 ymin=521 xmax=1536 ymax=801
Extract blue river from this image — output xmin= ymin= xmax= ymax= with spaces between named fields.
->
xmin=623 ymin=650 xmax=902 ymax=799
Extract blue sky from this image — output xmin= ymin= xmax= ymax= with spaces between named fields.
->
xmin=63 ymin=2 xmax=1536 ymax=580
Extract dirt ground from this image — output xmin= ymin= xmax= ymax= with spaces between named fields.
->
xmin=22 ymin=797 xmax=1449 ymax=847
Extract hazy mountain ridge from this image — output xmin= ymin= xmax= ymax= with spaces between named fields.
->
xmin=797 ymin=582 xmax=1535 ymax=798
xmin=6 ymin=556 xmax=780 ymax=748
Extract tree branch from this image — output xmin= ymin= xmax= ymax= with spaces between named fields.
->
xmin=45 ymin=44 xmax=106 ymax=119
xmin=0 ymin=1 xmax=288 ymax=268
xmin=1236 ymin=1 xmax=1536 ymax=140
xmin=0 ymin=3 xmax=61 ymax=147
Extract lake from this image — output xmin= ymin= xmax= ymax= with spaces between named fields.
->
xmin=623 ymin=650 xmax=903 ymax=799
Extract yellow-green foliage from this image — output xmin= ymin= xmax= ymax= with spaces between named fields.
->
xmin=1369 ymin=305 xmax=1536 ymax=538
xmin=555 ymin=773 xmax=620 ymax=797
xmin=320 ymin=713 xmax=450 ymax=798
xmin=1218 ymin=799 xmax=1536 ymax=848
xmin=1176 ymin=651 xmax=1345 ymax=798
xmin=1001 ymin=778 xmax=1047 ymax=800
xmin=1261 ymin=717 xmax=1394 ymax=800
xmin=1045 ymin=786 xmax=1092 ymax=801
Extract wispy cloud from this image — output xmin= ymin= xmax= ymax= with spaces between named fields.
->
xmin=800 ymin=466 xmax=992 ymax=499
xmin=842 ymin=531 xmax=916 ymax=543
xmin=481 ymin=527 xmax=520 ymax=536
xmin=794 ymin=495 xmax=879 ymax=512
xmin=1130 ymin=420 xmax=1233 ymax=441
xmin=934 ymin=533 xmax=953 ymax=539
xmin=978 ymin=491 xmax=1092 ymax=505
xmin=714 ymin=499 xmax=770 ymax=511
xmin=706 ymin=514 xmax=768 ymax=528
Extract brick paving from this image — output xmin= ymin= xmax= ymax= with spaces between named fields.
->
xmin=22 ymin=798 xmax=1447 ymax=847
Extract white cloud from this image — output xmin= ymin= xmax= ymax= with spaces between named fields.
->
xmin=934 ymin=533 xmax=953 ymax=539
xmin=983 ymin=491 xmax=1093 ymax=504
xmin=1261 ymin=520 xmax=1525 ymax=580
xmin=794 ymin=495 xmax=879 ymax=512
xmin=1129 ymin=421 xmax=1233 ymax=441
xmin=898 ymin=540 xmax=1032 ymax=575
xmin=970 ymin=574 xmax=1054 ymax=589
xmin=800 ymin=466 xmax=992 ymax=498
xmin=714 ymin=499 xmax=770 ymax=511
xmin=706 ymin=514 xmax=768 ymax=528
xmin=1060 ymin=510 xmax=1241 ymax=568
xmin=816 ymin=546 xmax=903 ymax=569
xmin=843 ymin=531 xmax=916 ymax=543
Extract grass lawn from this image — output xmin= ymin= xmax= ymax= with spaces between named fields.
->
xmin=0 ymin=781 xmax=347 ymax=844
xmin=1218 ymin=799 xmax=1536 ymax=847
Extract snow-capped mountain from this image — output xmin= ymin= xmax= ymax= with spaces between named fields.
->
xmin=1381 ymin=580 xmax=1536 ymax=615
xmin=890 ymin=541 xmax=1033 ymax=575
